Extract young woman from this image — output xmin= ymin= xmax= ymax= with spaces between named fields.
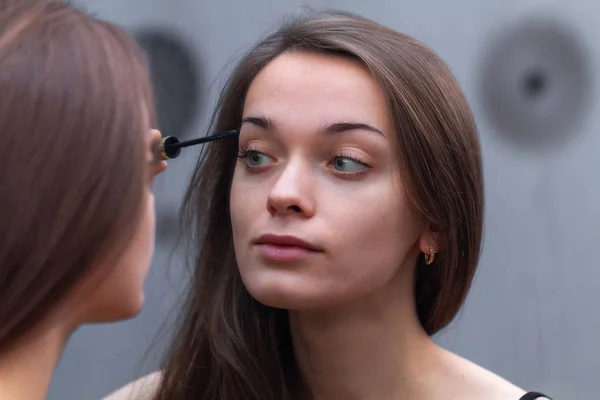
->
xmin=108 ymin=9 xmax=551 ymax=400
xmin=0 ymin=1 xmax=167 ymax=399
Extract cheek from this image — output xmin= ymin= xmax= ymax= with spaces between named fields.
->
xmin=229 ymin=172 xmax=264 ymax=243
xmin=124 ymin=192 xmax=155 ymax=278
xmin=323 ymin=183 xmax=418 ymax=290
xmin=134 ymin=193 xmax=155 ymax=285
xmin=229 ymin=173 xmax=243 ymax=231
xmin=82 ymin=194 xmax=156 ymax=322
xmin=230 ymin=175 xmax=251 ymax=267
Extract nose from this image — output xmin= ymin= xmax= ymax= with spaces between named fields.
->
xmin=266 ymin=158 xmax=315 ymax=218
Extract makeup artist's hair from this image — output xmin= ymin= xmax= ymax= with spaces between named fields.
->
xmin=156 ymin=9 xmax=483 ymax=400
xmin=0 ymin=0 xmax=154 ymax=350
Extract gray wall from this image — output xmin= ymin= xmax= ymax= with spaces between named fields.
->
xmin=49 ymin=0 xmax=600 ymax=398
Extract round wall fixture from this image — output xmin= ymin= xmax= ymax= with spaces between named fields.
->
xmin=477 ymin=15 xmax=593 ymax=150
xmin=134 ymin=28 xmax=201 ymax=139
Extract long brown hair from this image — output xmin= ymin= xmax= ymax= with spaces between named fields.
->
xmin=157 ymin=10 xmax=483 ymax=400
xmin=0 ymin=0 xmax=154 ymax=350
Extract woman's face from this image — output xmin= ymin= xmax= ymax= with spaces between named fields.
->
xmin=230 ymin=52 xmax=432 ymax=310
xmin=77 ymin=129 xmax=167 ymax=323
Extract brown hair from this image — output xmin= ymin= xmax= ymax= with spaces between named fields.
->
xmin=0 ymin=0 xmax=154 ymax=350
xmin=156 ymin=9 xmax=483 ymax=400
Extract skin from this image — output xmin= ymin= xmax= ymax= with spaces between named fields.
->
xmin=229 ymin=52 xmax=527 ymax=399
xmin=230 ymin=52 xmax=427 ymax=312
xmin=0 ymin=129 xmax=167 ymax=400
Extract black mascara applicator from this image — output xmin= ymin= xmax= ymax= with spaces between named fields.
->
xmin=154 ymin=129 xmax=239 ymax=161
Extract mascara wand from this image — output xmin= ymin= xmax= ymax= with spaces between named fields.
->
xmin=155 ymin=129 xmax=239 ymax=160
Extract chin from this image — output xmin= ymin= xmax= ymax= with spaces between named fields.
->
xmin=112 ymin=294 xmax=146 ymax=320
xmin=248 ymin=289 xmax=304 ymax=310
xmin=242 ymin=273 xmax=344 ymax=311
xmin=84 ymin=294 xmax=145 ymax=323
xmin=115 ymin=299 xmax=145 ymax=320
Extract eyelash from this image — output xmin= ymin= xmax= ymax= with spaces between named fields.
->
xmin=330 ymin=150 xmax=370 ymax=180
xmin=237 ymin=145 xmax=263 ymax=173
xmin=236 ymin=146 xmax=371 ymax=179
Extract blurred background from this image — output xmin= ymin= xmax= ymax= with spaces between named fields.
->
xmin=48 ymin=0 xmax=600 ymax=398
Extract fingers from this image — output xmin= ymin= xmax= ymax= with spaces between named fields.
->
xmin=150 ymin=129 xmax=168 ymax=175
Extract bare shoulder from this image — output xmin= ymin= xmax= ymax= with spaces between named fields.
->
xmin=102 ymin=371 xmax=162 ymax=400
xmin=435 ymin=347 xmax=530 ymax=400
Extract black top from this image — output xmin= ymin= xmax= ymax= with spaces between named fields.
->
xmin=520 ymin=392 xmax=551 ymax=400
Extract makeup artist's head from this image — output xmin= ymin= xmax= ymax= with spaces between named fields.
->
xmin=0 ymin=0 xmax=165 ymax=351
xmin=157 ymin=10 xmax=482 ymax=399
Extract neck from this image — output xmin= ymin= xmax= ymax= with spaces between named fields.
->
xmin=289 ymin=266 xmax=441 ymax=400
xmin=0 ymin=320 xmax=73 ymax=400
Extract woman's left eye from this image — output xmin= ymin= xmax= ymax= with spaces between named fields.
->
xmin=332 ymin=157 xmax=368 ymax=173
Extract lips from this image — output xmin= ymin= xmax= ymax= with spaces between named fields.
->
xmin=254 ymin=234 xmax=321 ymax=250
xmin=253 ymin=234 xmax=322 ymax=261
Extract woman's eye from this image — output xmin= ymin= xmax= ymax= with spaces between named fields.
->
xmin=247 ymin=151 xmax=273 ymax=167
xmin=333 ymin=157 xmax=367 ymax=173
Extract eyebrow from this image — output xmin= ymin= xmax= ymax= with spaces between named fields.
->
xmin=241 ymin=116 xmax=384 ymax=136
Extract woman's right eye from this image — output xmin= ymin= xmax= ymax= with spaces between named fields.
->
xmin=237 ymin=148 xmax=275 ymax=170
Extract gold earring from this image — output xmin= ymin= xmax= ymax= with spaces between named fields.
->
xmin=424 ymin=245 xmax=435 ymax=265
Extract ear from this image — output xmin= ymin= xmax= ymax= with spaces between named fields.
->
xmin=417 ymin=228 xmax=440 ymax=255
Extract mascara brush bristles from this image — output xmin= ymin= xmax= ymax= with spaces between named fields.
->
xmin=154 ymin=129 xmax=239 ymax=161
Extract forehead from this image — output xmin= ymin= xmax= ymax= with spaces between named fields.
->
xmin=243 ymin=52 xmax=390 ymax=131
